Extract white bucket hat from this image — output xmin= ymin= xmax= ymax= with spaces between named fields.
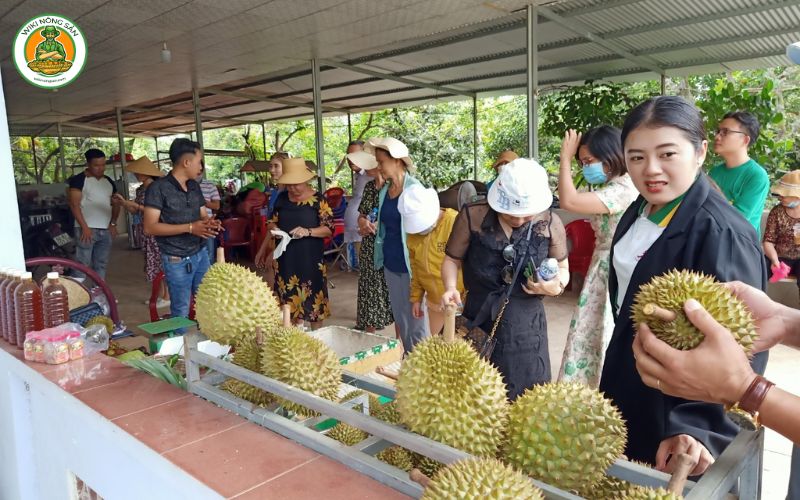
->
xmin=398 ymin=184 xmax=440 ymax=234
xmin=787 ymin=41 xmax=800 ymax=64
xmin=487 ymin=158 xmax=552 ymax=216
xmin=346 ymin=150 xmax=378 ymax=171
xmin=364 ymin=137 xmax=416 ymax=173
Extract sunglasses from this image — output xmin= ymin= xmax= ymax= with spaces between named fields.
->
xmin=714 ymin=128 xmax=747 ymax=138
xmin=501 ymin=244 xmax=516 ymax=284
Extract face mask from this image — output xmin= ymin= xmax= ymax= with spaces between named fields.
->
xmin=582 ymin=162 xmax=608 ymax=184
xmin=786 ymin=201 xmax=800 ymax=209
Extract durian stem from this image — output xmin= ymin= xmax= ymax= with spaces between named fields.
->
xmin=443 ymin=304 xmax=457 ymax=343
xmin=667 ymin=453 xmax=697 ymax=494
xmin=409 ymin=468 xmax=431 ymax=488
xmin=643 ymin=303 xmax=678 ymax=322
xmin=216 ymin=247 xmax=225 ymax=264
xmin=281 ymin=305 xmax=291 ymax=327
xmin=255 ymin=326 xmax=264 ymax=346
xmin=376 ymin=366 xmax=399 ymax=381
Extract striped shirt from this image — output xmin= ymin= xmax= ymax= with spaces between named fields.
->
xmin=199 ymin=180 xmax=220 ymax=216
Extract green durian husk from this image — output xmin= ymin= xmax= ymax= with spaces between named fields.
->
xmin=421 ymin=458 xmax=544 ymax=500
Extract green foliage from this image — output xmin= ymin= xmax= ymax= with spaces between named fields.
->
xmin=539 ymin=81 xmax=641 ymax=136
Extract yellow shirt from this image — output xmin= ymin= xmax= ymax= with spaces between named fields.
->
xmin=407 ymin=209 xmax=465 ymax=307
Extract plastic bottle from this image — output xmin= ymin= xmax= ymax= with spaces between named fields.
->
xmin=0 ymin=268 xmax=9 ymax=341
xmin=42 ymin=272 xmax=69 ymax=328
xmin=4 ymin=271 xmax=22 ymax=345
xmin=14 ymin=272 xmax=43 ymax=349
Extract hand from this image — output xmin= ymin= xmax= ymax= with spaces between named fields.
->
xmin=412 ymin=302 xmax=423 ymax=319
xmin=79 ymin=226 xmax=92 ymax=244
xmin=522 ymin=276 xmax=562 ymax=296
xmin=633 ymin=298 xmax=755 ymax=406
xmin=441 ymin=288 xmax=462 ymax=309
xmin=255 ymin=246 xmax=268 ymax=269
xmin=111 ymin=193 xmax=126 ymax=205
xmin=191 ymin=219 xmax=221 ymax=239
xmin=289 ymin=226 xmax=310 ymax=239
xmin=723 ymin=281 xmax=788 ymax=352
xmin=656 ymin=434 xmax=714 ymax=475
xmin=108 ymin=224 xmax=118 ymax=238
xmin=560 ymin=129 xmax=582 ymax=167
xmin=358 ymin=217 xmax=376 ymax=236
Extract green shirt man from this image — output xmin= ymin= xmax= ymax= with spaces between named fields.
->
xmin=35 ymin=26 xmax=66 ymax=61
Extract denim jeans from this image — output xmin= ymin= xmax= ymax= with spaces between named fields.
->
xmin=161 ymin=249 xmax=210 ymax=331
xmin=205 ymin=236 xmax=217 ymax=264
xmin=73 ymin=227 xmax=112 ymax=279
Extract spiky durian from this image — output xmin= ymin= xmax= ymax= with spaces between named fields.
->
xmin=85 ymin=315 xmax=114 ymax=333
xmin=395 ymin=337 xmax=508 ymax=457
xmin=195 ymin=263 xmax=281 ymax=345
xmin=631 ymin=270 xmax=757 ymax=352
xmin=376 ymin=446 xmax=413 ymax=471
xmin=411 ymin=453 xmax=444 ymax=477
xmin=220 ymin=339 xmax=274 ymax=406
xmin=503 ymin=382 xmax=627 ymax=493
xmin=327 ymin=422 xmax=367 ymax=446
xmin=421 ymin=458 xmax=544 ymax=500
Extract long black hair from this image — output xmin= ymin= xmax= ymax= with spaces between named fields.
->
xmin=621 ymin=96 xmax=706 ymax=152
xmin=576 ymin=125 xmax=626 ymax=177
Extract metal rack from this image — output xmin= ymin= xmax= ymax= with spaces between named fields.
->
xmin=182 ymin=330 xmax=764 ymax=499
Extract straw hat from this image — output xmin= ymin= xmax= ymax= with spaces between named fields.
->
xmin=346 ymin=151 xmax=378 ymax=171
xmin=771 ymin=170 xmax=800 ymax=198
xmin=124 ymin=156 xmax=164 ymax=177
xmin=276 ymin=158 xmax=316 ymax=185
xmin=364 ymin=137 xmax=416 ymax=173
xmin=492 ymin=150 xmax=519 ymax=171
xmin=487 ymin=158 xmax=552 ymax=216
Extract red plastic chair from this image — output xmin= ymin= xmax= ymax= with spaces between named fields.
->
xmin=250 ymin=200 xmax=270 ymax=261
xmin=564 ymin=220 xmax=596 ymax=291
xmin=149 ymin=271 xmax=195 ymax=322
xmin=218 ymin=217 xmax=252 ymax=262
xmin=323 ymin=188 xmax=350 ymax=279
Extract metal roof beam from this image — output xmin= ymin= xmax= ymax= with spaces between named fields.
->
xmin=537 ymin=6 xmax=664 ymax=75
xmin=203 ymin=88 xmax=344 ymax=112
xmin=124 ymin=105 xmax=253 ymax=126
xmin=58 ymin=121 xmax=154 ymax=138
xmin=318 ymin=59 xmax=476 ymax=98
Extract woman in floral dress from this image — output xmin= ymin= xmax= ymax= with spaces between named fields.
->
xmin=556 ymin=127 xmax=638 ymax=386
xmin=256 ymin=158 xmax=333 ymax=329
xmin=350 ymin=151 xmax=394 ymax=332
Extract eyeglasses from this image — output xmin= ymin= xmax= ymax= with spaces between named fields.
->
xmin=501 ymin=244 xmax=516 ymax=284
xmin=715 ymin=128 xmax=747 ymax=138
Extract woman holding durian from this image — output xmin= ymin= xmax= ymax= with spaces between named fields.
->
xmin=600 ymin=96 xmax=769 ymax=474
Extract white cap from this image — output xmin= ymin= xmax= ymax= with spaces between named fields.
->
xmin=487 ymin=158 xmax=553 ymax=216
xmin=364 ymin=137 xmax=415 ymax=172
xmin=47 ymin=272 xmax=59 ymax=280
xmin=346 ymin=151 xmax=378 ymax=171
xmin=398 ymin=184 xmax=441 ymax=234
xmin=787 ymin=41 xmax=800 ymax=65
xmin=21 ymin=272 xmax=32 ymax=280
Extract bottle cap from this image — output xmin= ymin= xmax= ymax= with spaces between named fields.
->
xmin=21 ymin=272 xmax=33 ymax=280
xmin=47 ymin=272 xmax=59 ymax=280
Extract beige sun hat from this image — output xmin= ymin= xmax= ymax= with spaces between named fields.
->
xmin=124 ymin=156 xmax=164 ymax=177
xmin=492 ymin=150 xmax=519 ymax=171
xmin=771 ymin=170 xmax=800 ymax=198
xmin=364 ymin=137 xmax=416 ymax=173
xmin=276 ymin=158 xmax=316 ymax=185
xmin=346 ymin=151 xmax=378 ymax=171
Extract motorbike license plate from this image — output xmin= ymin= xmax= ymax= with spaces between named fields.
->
xmin=53 ymin=233 xmax=72 ymax=247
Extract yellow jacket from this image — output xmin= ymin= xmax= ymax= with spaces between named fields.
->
xmin=407 ymin=208 xmax=465 ymax=306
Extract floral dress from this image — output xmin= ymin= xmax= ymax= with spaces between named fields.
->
xmin=355 ymin=181 xmax=394 ymax=330
xmin=272 ymin=191 xmax=333 ymax=322
xmin=558 ymin=174 xmax=638 ymax=386
xmin=135 ymin=184 xmax=162 ymax=282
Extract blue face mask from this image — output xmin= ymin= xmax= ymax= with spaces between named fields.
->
xmin=786 ymin=201 xmax=800 ymax=209
xmin=582 ymin=162 xmax=608 ymax=184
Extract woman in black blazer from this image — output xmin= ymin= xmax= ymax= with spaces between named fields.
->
xmin=600 ymin=96 xmax=769 ymax=475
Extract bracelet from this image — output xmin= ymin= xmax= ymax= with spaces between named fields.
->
xmin=188 ymin=222 xmax=193 ymax=234
xmin=307 ymin=228 xmax=312 ymax=237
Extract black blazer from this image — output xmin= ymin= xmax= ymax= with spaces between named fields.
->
xmin=600 ymin=174 xmax=769 ymax=464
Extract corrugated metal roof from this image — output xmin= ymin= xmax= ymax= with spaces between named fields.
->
xmin=5 ymin=0 xmax=799 ymax=137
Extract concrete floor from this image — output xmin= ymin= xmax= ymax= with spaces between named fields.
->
xmin=104 ymin=236 xmax=796 ymax=499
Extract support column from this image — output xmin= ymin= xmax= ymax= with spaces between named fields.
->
xmin=115 ymin=107 xmax=132 ymax=247
xmin=261 ymin=122 xmax=268 ymax=160
xmin=30 ymin=136 xmax=37 ymax=178
xmin=192 ymin=88 xmax=204 ymax=151
xmin=661 ymin=74 xmax=667 ymax=95
xmin=0 ymin=66 xmax=26 ymax=269
xmin=57 ymin=122 xmax=66 ymax=181
xmin=311 ymin=59 xmax=325 ymax=193
xmin=526 ymin=3 xmax=539 ymax=160
xmin=472 ymin=96 xmax=478 ymax=179
xmin=347 ymin=113 xmax=352 ymax=143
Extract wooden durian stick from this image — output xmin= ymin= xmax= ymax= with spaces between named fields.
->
xmin=281 ymin=304 xmax=292 ymax=328
xmin=667 ymin=453 xmax=697 ymax=495
xmin=255 ymin=326 xmax=265 ymax=346
xmin=376 ymin=366 xmax=399 ymax=381
xmin=443 ymin=304 xmax=457 ymax=343
xmin=216 ymin=247 xmax=226 ymax=264
xmin=643 ymin=303 xmax=677 ymax=322
xmin=409 ymin=468 xmax=431 ymax=488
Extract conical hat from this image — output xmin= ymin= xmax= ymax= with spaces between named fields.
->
xmin=124 ymin=156 xmax=164 ymax=177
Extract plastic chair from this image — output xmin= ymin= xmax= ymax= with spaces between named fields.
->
xmin=218 ymin=217 xmax=251 ymax=262
xmin=149 ymin=271 xmax=196 ymax=322
xmin=323 ymin=188 xmax=350 ymax=277
xmin=250 ymin=197 xmax=270 ymax=261
xmin=564 ymin=220 xmax=596 ymax=291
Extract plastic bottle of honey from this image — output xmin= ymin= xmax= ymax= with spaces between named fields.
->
xmin=14 ymin=272 xmax=44 ymax=348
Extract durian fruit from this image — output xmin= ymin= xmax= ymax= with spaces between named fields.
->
xmin=503 ymin=382 xmax=627 ymax=493
xmin=195 ymin=263 xmax=281 ymax=345
xmin=622 ymin=486 xmax=683 ymax=500
xmin=261 ymin=325 xmax=341 ymax=417
xmin=327 ymin=422 xmax=368 ymax=446
xmin=220 ymin=340 xmax=274 ymax=406
xmin=421 ymin=458 xmax=544 ymax=500
xmin=376 ymin=446 xmax=413 ymax=471
xmin=371 ymin=399 xmax=402 ymax=424
xmin=85 ymin=315 xmax=114 ymax=333
xmin=395 ymin=337 xmax=508 ymax=457
xmin=578 ymin=475 xmax=641 ymax=499
xmin=631 ymin=270 xmax=757 ymax=353
xmin=411 ymin=453 xmax=444 ymax=477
